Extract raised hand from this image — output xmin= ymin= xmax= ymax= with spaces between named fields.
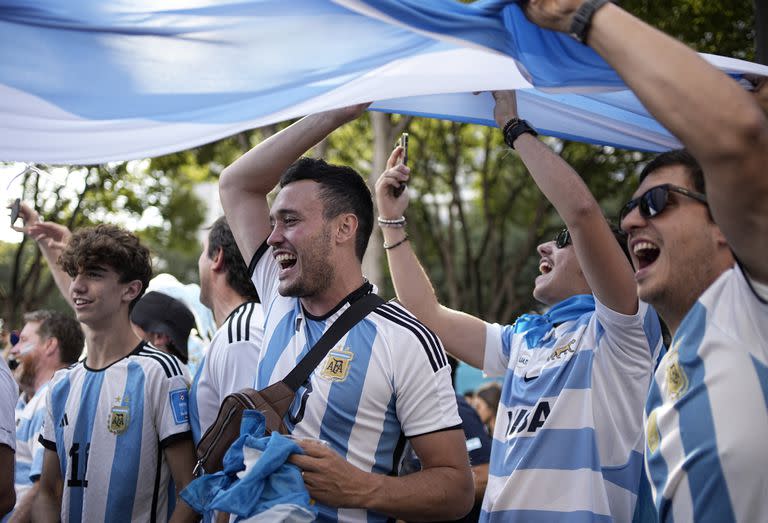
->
xmin=491 ymin=90 xmax=519 ymax=128
xmin=27 ymin=221 xmax=72 ymax=252
xmin=374 ymin=146 xmax=410 ymax=220
xmin=519 ymin=0 xmax=585 ymax=33
xmin=9 ymin=201 xmax=41 ymax=234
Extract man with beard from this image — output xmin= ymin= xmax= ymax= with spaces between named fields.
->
xmin=6 ymin=310 xmax=83 ymax=522
xmin=219 ymin=105 xmax=473 ymax=522
xmin=518 ymin=1 xmax=768 ymax=520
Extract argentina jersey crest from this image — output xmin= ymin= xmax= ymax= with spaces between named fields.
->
xmin=320 ymin=346 xmax=355 ymax=382
xmin=108 ymin=399 xmax=130 ymax=435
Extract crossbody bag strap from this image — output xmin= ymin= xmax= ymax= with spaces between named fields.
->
xmin=283 ymin=293 xmax=385 ymax=391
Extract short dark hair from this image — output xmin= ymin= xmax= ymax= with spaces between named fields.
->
xmin=207 ymin=217 xmax=260 ymax=302
xmin=23 ymin=310 xmax=84 ymax=365
xmin=638 ymin=149 xmax=710 ymax=220
xmin=639 ymin=149 xmax=705 ymax=194
xmin=280 ymin=157 xmax=373 ymax=262
xmin=58 ymin=224 xmax=152 ymax=310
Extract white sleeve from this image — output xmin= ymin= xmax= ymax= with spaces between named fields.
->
xmin=392 ymin=327 xmax=462 ymax=438
xmin=591 ymin=299 xmax=660 ymax=466
xmin=249 ymin=241 xmax=280 ymax=314
xmin=483 ymin=322 xmax=516 ymax=378
xmin=209 ymin=338 xmax=262 ymax=403
xmin=151 ymin=366 xmax=193 ymax=446
xmin=40 ymin=377 xmax=56 ymax=450
xmin=594 ymin=298 xmax=663 ymax=361
xmin=0 ymin=360 xmax=17 ymax=450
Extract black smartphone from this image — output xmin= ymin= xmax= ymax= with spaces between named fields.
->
xmin=393 ymin=133 xmax=409 ymax=197
xmin=10 ymin=198 xmax=20 ymax=226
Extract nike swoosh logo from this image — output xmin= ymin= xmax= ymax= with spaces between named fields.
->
xmin=523 ymin=374 xmax=538 ymax=382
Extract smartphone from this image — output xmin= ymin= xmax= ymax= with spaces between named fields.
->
xmin=9 ymin=198 xmax=20 ymax=226
xmin=393 ymin=133 xmax=409 ymax=197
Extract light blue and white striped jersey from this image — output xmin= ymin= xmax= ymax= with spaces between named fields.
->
xmin=645 ymin=265 xmax=768 ymax=522
xmin=250 ymin=243 xmax=461 ymax=523
xmin=482 ymin=298 xmax=663 ymax=522
xmin=14 ymin=383 xmax=48 ymax=501
xmin=40 ymin=342 xmax=192 ymax=523
xmin=189 ymin=301 xmax=264 ymax=444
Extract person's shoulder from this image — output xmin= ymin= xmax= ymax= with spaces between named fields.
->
xmin=216 ymin=301 xmax=263 ymax=346
xmin=130 ymin=343 xmax=186 ymax=379
xmin=371 ymin=300 xmax=448 ymax=368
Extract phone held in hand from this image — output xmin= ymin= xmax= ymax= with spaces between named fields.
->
xmin=393 ymin=133 xmax=409 ymax=197
xmin=9 ymin=198 xmax=21 ymax=226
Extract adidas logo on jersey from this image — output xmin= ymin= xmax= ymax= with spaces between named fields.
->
xmin=59 ymin=413 xmax=69 ymax=427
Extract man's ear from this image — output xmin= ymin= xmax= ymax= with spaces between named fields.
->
xmin=711 ymin=222 xmax=730 ymax=249
xmin=123 ymin=280 xmax=143 ymax=304
xmin=42 ymin=336 xmax=59 ymax=358
xmin=212 ymin=247 xmax=225 ymax=272
xmin=335 ymin=213 xmax=358 ymax=246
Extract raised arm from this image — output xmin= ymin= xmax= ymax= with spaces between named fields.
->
xmin=375 ymin=148 xmax=487 ymax=368
xmin=220 ymin=105 xmax=369 ymax=265
xmin=522 ymin=0 xmax=768 ymax=282
xmin=12 ymin=203 xmax=74 ymax=309
xmin=492 ymin=90 xmax=636 ymax=314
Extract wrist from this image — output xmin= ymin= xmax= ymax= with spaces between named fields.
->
xmin=568 ymin=0 xmax=611 ymax=44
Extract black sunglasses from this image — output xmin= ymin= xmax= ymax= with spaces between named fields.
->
xmin=555 ymin=228 xmax=571 ymax=249
xmin=620 ymin=184 xmax=707 ymax=223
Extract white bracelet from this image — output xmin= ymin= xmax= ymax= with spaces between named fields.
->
xmin=377 ymin=216 xmax=406 ymax=226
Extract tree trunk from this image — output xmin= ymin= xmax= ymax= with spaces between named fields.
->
xmin=756 ymin=0 xmax=767 ymax=64
xmin=364 ymin=112 xmax=395 ymax=290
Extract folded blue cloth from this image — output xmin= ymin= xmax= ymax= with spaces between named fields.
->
xmin=181 ymin=410 xmax=317 ymax=522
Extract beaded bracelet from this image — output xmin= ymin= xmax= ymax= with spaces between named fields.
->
xmin=378 ymin=216 xmax=406 ymax=228
xmin=383 ymin=234 xmax=409 ymax=250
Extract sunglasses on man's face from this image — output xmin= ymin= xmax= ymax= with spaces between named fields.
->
xmin=620 ymin=184 xmax=707 ymax=223
xmin=555 ymin=228 xmax=571 ymax=249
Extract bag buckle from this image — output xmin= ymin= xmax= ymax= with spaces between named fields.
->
xmin=192 ymin=459 xmax=205 ymax=478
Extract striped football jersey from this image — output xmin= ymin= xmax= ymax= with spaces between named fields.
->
xmin=250 ymin=243 xmax=461 ymax=523
xmin=189 ymin=301 xmax=264 ymax=444
xmin=481 ymin=298 xmax=663 ymax=522
xmin=40 ymin=342 xmax=192 ymax=522
xmin=14 ymin=383 xmax=48 ymax=501
xmin=645 ymin=265 xmax=768 ymax=522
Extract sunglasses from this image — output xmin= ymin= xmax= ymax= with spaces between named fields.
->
xmin=620 ymin=184 xmax=707 ymax=223
xmin=554 ymin=228 xmax=571 ymax=249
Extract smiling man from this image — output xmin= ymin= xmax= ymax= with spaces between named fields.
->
xmin=220 ymin=105 xmax=473 ymax=522
xmin=375 ymin=90 xmax=663 ymax=522
xmin=6 ymin=310 xmax=82 ymax=523
xmin=33 ymin=225 xmax=198 ymax=522
xmin=514 ymin=1 xmax=768 ymax=520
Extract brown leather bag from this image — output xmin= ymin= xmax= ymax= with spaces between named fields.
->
xmin=193 ymin=292 xmax=384 ymax=477
xmin=193 ymin=381 xmax=295 ymax=476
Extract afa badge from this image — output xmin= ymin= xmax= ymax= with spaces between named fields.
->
xmin=108 ymin=405 xmax=130 ymax=435
xmin=665 ymin=349 xmax=688 ymax=401
xmin=320 ymin=346 xmax=354 ymax=382
xmin=646 ymin=409 xmax=660 ymax=453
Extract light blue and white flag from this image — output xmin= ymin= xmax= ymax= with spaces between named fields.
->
xmin=1 ymin=0 xmax=765 ymax=164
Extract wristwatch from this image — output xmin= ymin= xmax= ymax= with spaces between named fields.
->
xmin=569 ymin=0 xmax=611 ymax=44
xmin=503 ymin=118 xmax=538 ymax=149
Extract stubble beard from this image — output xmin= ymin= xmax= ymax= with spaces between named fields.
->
xmin=281 ymin=227 xmax=334 ymax=299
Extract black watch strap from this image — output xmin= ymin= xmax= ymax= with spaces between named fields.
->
xmin=503 ymin=118 xmax=538 ymax=149
xmin=569 ymin=0 xmax=611 ymax=44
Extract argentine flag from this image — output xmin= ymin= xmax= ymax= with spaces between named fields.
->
xmin=1 ymin=0 xmax=766 ymax=163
